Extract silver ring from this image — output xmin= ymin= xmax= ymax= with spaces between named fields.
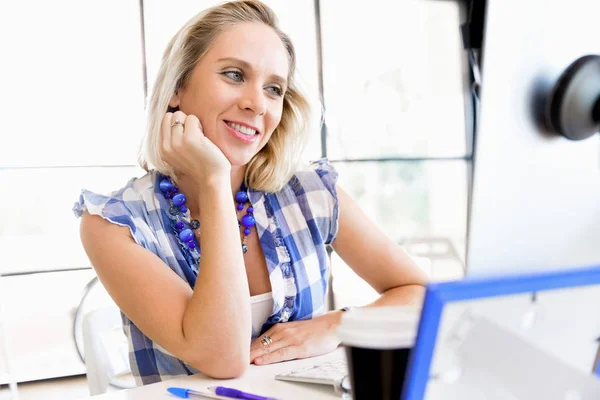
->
xmin=171 ymin=119 xmax=184 ymax=128
xmin=261 ymin=335 xmax=273 ymax=348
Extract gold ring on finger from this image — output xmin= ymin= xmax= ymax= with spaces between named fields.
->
xmin=171 ymin=119 xmax=184 ymax=128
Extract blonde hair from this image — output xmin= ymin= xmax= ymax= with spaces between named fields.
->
xmin=138 ymin=0 xmax=311 ymax=193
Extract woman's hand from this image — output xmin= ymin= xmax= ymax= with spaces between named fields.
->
xmin=160 ymin=110 xmax=231 ymax=183
xmin=249 ymin=312 xmax=343 ymax=365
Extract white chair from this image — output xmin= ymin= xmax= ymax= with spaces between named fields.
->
xmin=0 ymin=275 xmax=19 ymax=400
xmin=82 ymin=306 xmax=136 ymax=396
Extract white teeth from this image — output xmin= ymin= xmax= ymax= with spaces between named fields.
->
xmin=228 ymin=122 xmax=257 ymax=136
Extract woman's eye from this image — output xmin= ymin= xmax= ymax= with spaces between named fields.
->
xmin=267 ymin=86 xmax=283 ymax=97
xmin=224 ymin=71 xmax=243 ymax=81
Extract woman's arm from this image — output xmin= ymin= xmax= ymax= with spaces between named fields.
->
xmin=249 ymin=184 xmax=428 ymax=365
xmin=80 ymin=177 xmax=251 ymax=379
xmin=331 ymin=185 xmax=428 ymax=307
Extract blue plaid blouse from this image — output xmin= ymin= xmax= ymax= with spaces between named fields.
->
xmin=73 ymin=158 xmax=340 ymax=385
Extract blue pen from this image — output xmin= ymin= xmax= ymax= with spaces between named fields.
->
xmin=167 ymin=387 xmax=226 ymax=399
xmin=209 ymin=385 xmax=279 ymax=400
xmin=167 ymin=386 xmax=278 ymax=400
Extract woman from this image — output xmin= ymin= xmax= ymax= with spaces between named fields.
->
xmin=73 ymin=0 xmax=427 ymax=385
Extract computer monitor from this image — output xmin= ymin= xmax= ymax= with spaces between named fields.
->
xmin=405 ymin=266 xmax=600 ymax=400
xmin=466 ymin=0 xmax=600 ymax=277
xmin=405 ymin=0 xmax=600 ymax=397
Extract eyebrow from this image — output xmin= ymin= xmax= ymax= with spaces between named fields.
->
xmin=217 ymin=57 xmax=288 ymax=87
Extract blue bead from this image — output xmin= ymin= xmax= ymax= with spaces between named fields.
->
xmin=191 ymin=219 xmax=200 ymax=230
xmin=235 ymin=191 xmax=249 ymax=203
xmin=244 ymin=228 xmax=251 ymax=235
xmin=188 ymin=242 xmax=196 ymax=249
xmin=247 ymin=207 xmax=254 ymax=214
xmin=180 ymin=205 xmax=188 ymax=213
xmin=172 ymin=193 xmax=187 ymax=207
xmin=179 ymin=228 xmax=194 ymax=242
xmin=241 ymin=214 xmax=256 ymax=228
xmin=175 ymin=221 xmax=184 ymax=230
xmin=165 ymin=192 xmax=173 ymax=199
xmin=159 ymin=179 xmax=173 ymax=193
xmin=171 ymin=187 xmax=179 ymax=194
xmin=237 ymin=203 xmax=244 ymax=211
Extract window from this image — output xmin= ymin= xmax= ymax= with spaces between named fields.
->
xmin=318 ymin=0 xmax=471 ymax=307
xmin=0 ymin=0 xmax=145 ymax=275
xmin=320 ymin=0 xmax=468 ymax=160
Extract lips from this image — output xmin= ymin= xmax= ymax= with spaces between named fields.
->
xmin=224 ymin=121 xmax=260 ymax=136
xmin=223 ymin=121 xmax=260 ymax=143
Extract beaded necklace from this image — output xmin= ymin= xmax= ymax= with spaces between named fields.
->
xmin=159 ymin=177 xmax=256 ymax=267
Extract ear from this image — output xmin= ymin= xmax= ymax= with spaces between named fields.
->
xmin=169 ymin=91 xmax=180 ymax=109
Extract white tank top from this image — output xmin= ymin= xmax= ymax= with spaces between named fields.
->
xmin=250 ymin=292 xmax=274 ymax=338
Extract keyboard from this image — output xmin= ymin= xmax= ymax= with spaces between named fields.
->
xmin=275 ymin=359 xmax=349 ymax=386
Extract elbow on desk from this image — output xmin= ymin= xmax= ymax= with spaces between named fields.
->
xmin=187 ymin=351 xmax=250 ymax=379
xmin=179 ymin=321 xmax=251 ymax=378
xmin=208 ymin=362 xmax=248 ymax=379
xmin=194 ymin=358 xmax=249 ymax=379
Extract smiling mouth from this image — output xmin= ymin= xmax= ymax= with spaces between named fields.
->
xmin=224 ymin=121 xmax=259 ymax=136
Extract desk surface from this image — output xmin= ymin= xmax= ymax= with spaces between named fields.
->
xmin=94 ymin=348 xmax=346 ymax=400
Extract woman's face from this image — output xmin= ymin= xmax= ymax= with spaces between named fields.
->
xmin=170 ymin=22 xmax=290 ymax=167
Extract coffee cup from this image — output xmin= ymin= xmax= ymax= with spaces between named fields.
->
xmin=337 ymin=306 xmax=420 ymax=400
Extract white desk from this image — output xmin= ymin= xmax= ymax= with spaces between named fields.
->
xmin=94 ymin=348 xmax=346 ymax=400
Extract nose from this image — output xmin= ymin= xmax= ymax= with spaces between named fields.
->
xmin=239 ymin=84 xmax=267 ymax=116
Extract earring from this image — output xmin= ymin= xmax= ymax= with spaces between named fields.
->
xmin=167 ymin=105 xmax=180 ymax=113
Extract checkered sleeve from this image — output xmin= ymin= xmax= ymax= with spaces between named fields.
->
xmin=73 ymin=174 xmax=202 ymax=385
xmin=72 ymin=181 xmax=150 ymax=249
xmin=307 ymin=158 xmax=340 ymax=245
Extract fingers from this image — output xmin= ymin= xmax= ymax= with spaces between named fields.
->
xmin=159 ymin=109 xmax=229 ymax=178
xmin=160 ymin=111 xmax=188 ymax=165
xmin=160 ymin=113 xmax=173 ymax=162
xmin=255 ymin=345 xmax=302 ymax=365
xmin=250 ymin=329 xmax=295 ymax=364
xmin=171 ymin=110 xmax=187 ymax=128
xmin=170 ymin=111 xmax=186 ymax=150
xmin=184 ymin=114 xmax=203 ymax=138
xmin=250 ymin=332 xmax=275 ymax=361
xmin=250 ymin=325 xmax=283 ymax=351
